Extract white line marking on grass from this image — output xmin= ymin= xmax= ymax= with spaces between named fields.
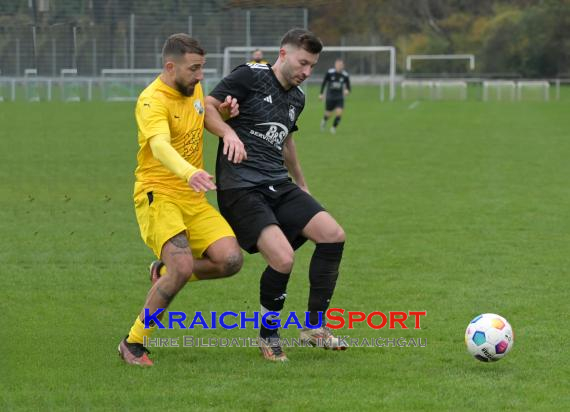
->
xmin=408 ymin=101 xmax=420 ymax=110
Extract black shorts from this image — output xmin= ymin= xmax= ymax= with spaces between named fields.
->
xmin=217 ymin=181 xmax=325 ymax=254
xmin=326 ymin=97 xmax=344 ymax=111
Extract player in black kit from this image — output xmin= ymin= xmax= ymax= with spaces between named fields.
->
xmin=319 ymin=58 xmax=351 ymax=134
xmin=205 ymin=28 xmax=347 ymax=362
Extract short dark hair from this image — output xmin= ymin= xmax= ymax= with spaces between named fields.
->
xmin=280 ymin=28 xmax=323 ymax=54
xmin=162 ymin=33 xmax=205 ymax=63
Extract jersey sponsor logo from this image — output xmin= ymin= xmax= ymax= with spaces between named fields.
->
xmin=289 ymin=105 xmax=296 ymax=122
xmin=249 ymin=122 xmax=289 ymax=150
xmin=263 ymin=95 xmax=273 ymax=104
xmin=193 ymin=99 xmax=204 ymax=115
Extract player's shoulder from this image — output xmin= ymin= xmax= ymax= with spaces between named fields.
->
xmin=342 ymin=70 xmax=349 ymax=76
xmin=327 ymin=68 xmax=336 ymax=74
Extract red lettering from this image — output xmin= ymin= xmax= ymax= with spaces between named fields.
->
xmin=389 ymin=311 xmax=408 ymax=329
xmin=325 ymin=308 xmax=345 ymax=329
xmin=366 ymin=311 xmax=387 ymax=329
xmin=348 ymin=311 xmax=366 ymax=329
xmin=408 ymin=311 xmax=427 ymax=329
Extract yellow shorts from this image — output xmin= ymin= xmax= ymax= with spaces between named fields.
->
xmin=134 ymin=191 xmax=235 ymax=259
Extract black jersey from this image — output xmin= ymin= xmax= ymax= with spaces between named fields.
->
xmin=210 ymin=63 xmax=305 ymax=190
xmin=320 ymin=68 xmax=351 ymax=99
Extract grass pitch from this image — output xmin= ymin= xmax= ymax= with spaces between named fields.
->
xmin=2 ymin=87 xmax=569 ymax=410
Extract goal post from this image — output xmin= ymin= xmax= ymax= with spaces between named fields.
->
xmin=406 ymin=54 xmax=475 ymax=71
xmin=223 ymin=46 xmax=397 ymax=101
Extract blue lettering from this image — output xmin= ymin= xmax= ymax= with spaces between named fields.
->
xmin=283 ymin=312 xmax=303 ymax=329
xmin=144 ymin=308 xmax=165 ymax=329
xmin=261 ymin=311 xmax=281 ymax=329
xmin=239 ymin=311 xmax=260 ymax=329
xmin=304 ymin=311 xmax=323 ymax=329
xmin=188 ymin=312 xmax=209 ymax=329
xmin=219 ymin=311 xmax=238 ymax=330
xmin=168 ymin=311 xmax=187 ymax=329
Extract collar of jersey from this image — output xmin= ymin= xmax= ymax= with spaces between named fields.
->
xmin=267 ymin=64 xmax=293 ymax=93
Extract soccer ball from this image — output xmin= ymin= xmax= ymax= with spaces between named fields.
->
xmin=465 ymin=313 xmax=514 ymax=362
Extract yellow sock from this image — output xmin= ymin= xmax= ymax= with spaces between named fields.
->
xmin=159 ymin=265 xmax=200 ymax=282
xmin=127 ymin=316 xmax=157 ymax=344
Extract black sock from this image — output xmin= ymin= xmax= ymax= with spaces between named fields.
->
xmin=308 ymin=242 xmax=345 ymax=326
xmin=333 ymin=116 xmax=341 ymax=127
xmin=260 ymin=266 xmax=290 ymax=338
xmin=322 ymin=115 xmax=329 ymax=122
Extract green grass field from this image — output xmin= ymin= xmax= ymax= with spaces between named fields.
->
xmin=2 ymin=86 xmax=569 ymax=411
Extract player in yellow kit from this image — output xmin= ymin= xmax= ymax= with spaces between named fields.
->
xmin=118 ymin=34 xmax=247 ymax=367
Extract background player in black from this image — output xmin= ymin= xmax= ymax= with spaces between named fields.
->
xmin=205 ymin=28 xmax=347 ymax=362
xmin=319 ymin=58 xmax=351 ymax=134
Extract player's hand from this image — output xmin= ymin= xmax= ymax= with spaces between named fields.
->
xmin=223 ymin=130 xmax=247 ymax=163
xmin=189 ymin=170 xmax=217 ymax=192
xmin=343 ymin=90 xmax=349 ymax=97
xmin=218 ymin=95 xmax=239 ymax=120
xmin=318 ymin=94 xmax=324 ymax=101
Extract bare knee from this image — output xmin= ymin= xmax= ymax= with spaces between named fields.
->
xmin=269 ymin=249 xmax=295 ymax=273
xmin=331 ymin=225 xmax=346 ymax=243
xmin=168 ymin=259 xmax=194 ymax=286
xmin=221 ymin=250 xmax=243 ymax=277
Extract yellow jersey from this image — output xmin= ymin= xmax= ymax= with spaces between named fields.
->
xmin=134 ymin=76 xmax=206 ymax=202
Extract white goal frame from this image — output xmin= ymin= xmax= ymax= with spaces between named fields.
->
xmin=223 ymin=46 xmax=397 ymax=101
xmin=406 ymin=54 xmax=475 ymax=71
xmin=482 ymin=80 xmax=516 ymax=101
xmin=516 ymin=80 xmax=550 ymax=101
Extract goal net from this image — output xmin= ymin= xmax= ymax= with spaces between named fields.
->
xmin=517 ymin=81 xmax=550 ymax=101
xmin=24 ymin=69 xmax=41 ymax=102
xmin=101 ymin=68 xmax=220 ymax=101
xmin=60 ymin=69 xmax=81 ymax=102
xmin=222 ymin=46 xmax=397 ymax=101
xmin=482 ymin=81 xmax=516 ymax=101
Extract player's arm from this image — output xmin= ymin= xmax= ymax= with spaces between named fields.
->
xmin=149 ymin=134 xmax=215 ymax=192
xmin=205 ymin=96 xmax=246 ymax=163
xmin=344 ymin=73 xmax=351 ymax=96
xmin=319 ymin=72 xmax=330 ymax=100
xmin=283 ymin=134 xmax=309 ymax=193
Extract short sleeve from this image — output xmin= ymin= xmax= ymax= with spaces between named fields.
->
xmin=209 ymin=65 xmax=253 ymax=103
xmin=136 ymin=97 xmax=170 ymax=140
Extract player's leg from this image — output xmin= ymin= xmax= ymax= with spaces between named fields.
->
xmin=256 ymin=224 xmax=295 ymax=361
xmin=217 ymin=188 xmax=291 ymax=361
xmin=272 ymin=184 xmax=347 ymax=349
xmin=120 ymin=232 xmax=194 ymax=366
xmin=332 ymin=106 xmax=344 ymax=133
xmin=120 ymin=193 xmax=192 ymax=366
xmin=152 ymin=203 xmax=243 ymax=282
xmin=190 ymin=203 xmax=242 ymax=278
xmin=193 ymin=236 xmax=242 ymax=279
xmin=321 ymin=109 xmax=332 ymax=131
xmin=300 ymin=211 xmax=347 ymax=349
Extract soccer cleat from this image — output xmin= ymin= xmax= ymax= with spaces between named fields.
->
xmin=330 ymin=126 xmax=336 ymax=134
xmin=149 ymin=260 xmax=164 ymax=284
xmin=258 ymin=332 xmax=288 ymax=362
xmin=320 ymin=119 xmax=326 ymax=131
xmin=300 ymin=326 xmax=348 ymax=351
xmin=118 ymin=337 xmax=153 ymax=367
